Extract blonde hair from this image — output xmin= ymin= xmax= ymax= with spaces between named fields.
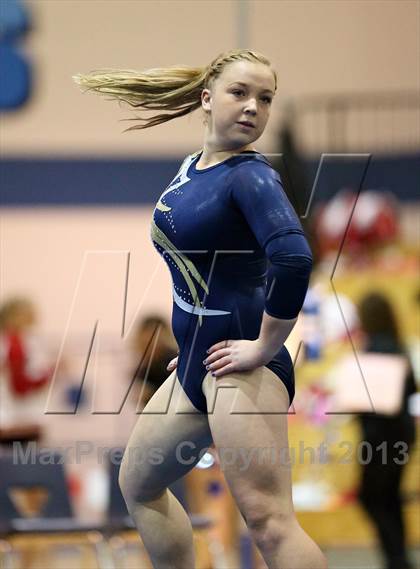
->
xmin=73 ymin=49 xmax=277 ymax=132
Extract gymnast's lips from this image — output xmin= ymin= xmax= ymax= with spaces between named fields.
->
xmin=237 ymin=121 xmax=255 ymax=128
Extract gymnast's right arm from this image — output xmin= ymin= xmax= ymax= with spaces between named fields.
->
xmin=229 ymin=162 xmax=313 ymax=356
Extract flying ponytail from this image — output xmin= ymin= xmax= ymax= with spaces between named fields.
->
xmin=73 ymin=49 xmax=276 ymax=132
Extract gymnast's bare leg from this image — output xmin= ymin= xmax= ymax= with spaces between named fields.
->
xmin=119 ymin=369 xmax=212 ymax=569
xmin=203 ymin=366 xmax=328 ymax=569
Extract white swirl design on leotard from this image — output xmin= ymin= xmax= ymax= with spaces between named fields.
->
xmin=172 ymin=288 xmax=230 ymax=317
xmin=155 ymin=151 xmax=199 ymax=211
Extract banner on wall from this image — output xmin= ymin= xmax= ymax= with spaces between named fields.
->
xmin=0 ymin=0 xmax=32 ymax=110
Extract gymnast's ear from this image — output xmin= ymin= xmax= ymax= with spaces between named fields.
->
xmin=201 ymin=88 xmax=212 ymax=112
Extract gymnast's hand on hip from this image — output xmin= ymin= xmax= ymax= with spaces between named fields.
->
xmin=166 ymin=356 xmax=178 ymax=371
xmin=203 ymin=339 xmax=277 ymax=378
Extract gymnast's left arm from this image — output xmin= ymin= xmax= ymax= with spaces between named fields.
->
xmin=233 ymin=164 xmax=312 ymax=357
xmin=255 ymin=230 xmax=313 ymax=359
xmin=206 ymin=163 xmax=312 ymax=375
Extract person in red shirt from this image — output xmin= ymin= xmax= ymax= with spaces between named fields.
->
xmin=0 ymin=296 xmax=54 ymax=446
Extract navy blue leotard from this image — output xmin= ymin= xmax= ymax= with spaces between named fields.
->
xmin=151 ymin=149 xmax=312 ymax=413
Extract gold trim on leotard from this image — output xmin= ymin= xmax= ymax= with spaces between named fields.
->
xmin=151 ymin=149 xmax=232 ymax=328
xmin=151 ymin=219 xmax=209 ymax=326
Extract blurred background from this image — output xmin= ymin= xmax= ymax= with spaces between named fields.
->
xmin=0 ymin=1 xmax=419 ymax=568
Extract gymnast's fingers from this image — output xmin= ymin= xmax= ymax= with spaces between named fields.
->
xmin=166 ymin=356 xmax=178 ymax=371
xmin=211 ymin=362 xmax=236 ymax=377
xmin=206 ymin=355 xmax=232 ymax=372
xmin=207 ymin=339 xmax=233 ymax=354
xmin=204 ymin=347 xmax=232 ymax=365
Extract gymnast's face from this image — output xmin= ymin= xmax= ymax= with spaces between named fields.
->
xmin=201 ymin=60 xmax=276 ymax=150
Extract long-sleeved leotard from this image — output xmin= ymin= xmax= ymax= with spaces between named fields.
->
xmin=150 ymin=150 xmax=312 ymax=413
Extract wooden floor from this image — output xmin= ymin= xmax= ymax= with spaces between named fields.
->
xmin=2 ymin=534 xmax=419 ymax=569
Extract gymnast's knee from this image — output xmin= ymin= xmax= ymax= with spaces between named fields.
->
xmin=237 ymin=486 xmax=296 ymax=553
xmin=118 ymin=451 xmax=164 ymax=505
xmin=245 ymin=507 xmax=297 ymax=554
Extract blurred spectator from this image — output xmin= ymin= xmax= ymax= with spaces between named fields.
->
xmin=356 ymin=292 xmax=417 ymax=569
xmin=0 ymin=296 xmax=54 ymax=446
xmin=315 ymin=189 xmax=399 ymax=268
xmin=130 ymin=314 xmax=178 ymax=407
xmin=274 ymin=104 xmax=309 ymax=217
xmin=273 ymin=106 xmax=321 ymax=267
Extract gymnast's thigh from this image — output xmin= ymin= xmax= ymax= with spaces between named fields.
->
xmin=202 ymin=364 xmax=291 ymax=417
xmin=202 ymin=366 xmax=294 ymax=513
xmin=121 ymin=369 xmax=213 ymax=495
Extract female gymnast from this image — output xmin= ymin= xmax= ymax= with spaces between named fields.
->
xmin=74 ymin=49 xmax=327 ymax=569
